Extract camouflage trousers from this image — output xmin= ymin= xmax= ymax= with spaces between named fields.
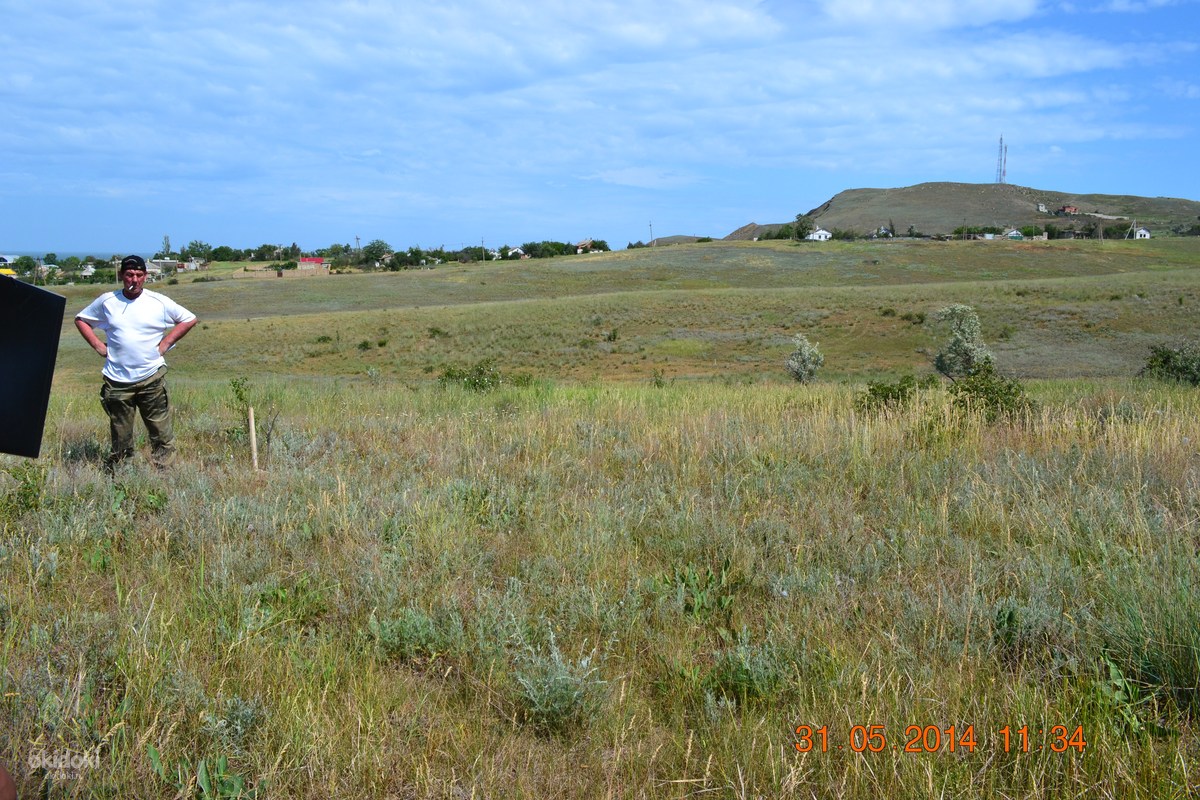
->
xmin=100 ymin=366 xmax=176 ymax=470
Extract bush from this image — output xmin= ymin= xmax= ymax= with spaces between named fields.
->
xmin=933 ymin=304 xmax=993 ymax=379
xmin=1139 ymin=342 xmax=1200 ymax=386
xmin=438 ymin=360 xmax=534 ymax=391
xmin=784 ymin=333 xmax=824 ymax=384
xmin=948 ymin=363 xmax=1032 ymax=422
xmin=439 ymin=360 xmax=503 ymax=391
xmin=704 ymin=638 xmax=789 ymax=707
xmin=512 ymin=633 xmax=606 ymax=736
xmin=368 ymin=607 xmax=464 ymax=663
xmin=855 ymin=374 xmax=936 ymax=413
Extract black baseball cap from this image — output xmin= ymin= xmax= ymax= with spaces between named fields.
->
xmin=119 ymin=255 xmax=147 ymax=272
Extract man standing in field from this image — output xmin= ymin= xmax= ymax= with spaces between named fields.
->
xmin=75 ymin=255 xmax=198 ymax=472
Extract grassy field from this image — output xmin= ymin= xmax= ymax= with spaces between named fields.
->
xmin=3 ymin=238 xmax=1200 ymax=797
xmin=49 ymin=238 xmax=1200 ymax=387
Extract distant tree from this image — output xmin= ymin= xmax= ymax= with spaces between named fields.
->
xmin=933 ymin=304 xmax=993 ymax=380
xmin=521 ymin=241 xmax=573 ymax=258
xmin=13 ymin=255 xmax=37 ymax=273
xmin=211 ymin=245 xmax=239 ymax=261
xmin=793 ymin=215 xmax=815 ymax=240
xmin=457 ymin=246 xmax=489 ymax=263
xmin=158 ymin=235 xmax=172 ymax=259
xmin=43 ymin=252 xmax=58 ymax=265
xmin=316 ymin=243 xmax=350 ymax=258
xmin=627 ymin=241 xmax=648 ymax=249
xmin=61 ymin=256 xmax=82 ymax=271
xmin=952 ymin=225 xmax=1005 ymax=237
xmin=1020 ymin=225 xmax=1042 ymax=238
xmin=591 ymin=240 xmax=610 ymax=252
xmin=771 ymin=223 xmax=795 ymax=240
xmin=184 ymin=240 xmax=213 ymax=261
xmin=252 ymin=243 xmax=278 ymax=261
xmin=361 ymin=239 xmax=391 ymax=265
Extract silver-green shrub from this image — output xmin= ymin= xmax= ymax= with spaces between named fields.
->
xmin=512 ymin=632 xmax=606 ymax=736
xmin=784 ymin=333 xmax=824 ymax=383
xmin=933 ymin=304 xmax=993 ymax=379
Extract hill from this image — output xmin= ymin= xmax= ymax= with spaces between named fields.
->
xmin=724 ymin=182 xmax=1200 ymax=239
xmin=48 ymin=236 xmax=1200 ymax=385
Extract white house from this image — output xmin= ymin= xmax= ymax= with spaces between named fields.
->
xmin=1135 ymin=227 xmax=1151 ymax=239
xmin=806 ymin=228 xmax=833 ymax=242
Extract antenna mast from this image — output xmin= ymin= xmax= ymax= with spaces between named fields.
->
xmin=994 ymin=135 xmax=1007 ymax=184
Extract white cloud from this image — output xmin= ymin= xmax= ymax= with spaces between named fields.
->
xmin=588 ymin=167 xmax=699 ymax=189
xmin=1098 ymin=0 xmax=1188 ymax=10
xmin=1158 ymin=78 xmax=1200 ymax=98
xmin=817 ymin=0 xmax=1041 ymax=28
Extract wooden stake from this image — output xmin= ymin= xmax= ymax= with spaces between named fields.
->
xmin=248 ymin=406 xmax=259 ymax=470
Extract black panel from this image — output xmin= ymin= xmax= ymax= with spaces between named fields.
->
xmin=0 ymin=277 xmax=67 ymax=458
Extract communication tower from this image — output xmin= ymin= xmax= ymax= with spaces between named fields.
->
xmin=994 ymin=135 xmax=1008 ymax=184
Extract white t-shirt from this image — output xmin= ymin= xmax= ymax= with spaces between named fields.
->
xmin=76 ymin=289 xmax=197 ymax=383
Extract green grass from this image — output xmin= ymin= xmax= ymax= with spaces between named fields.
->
xmin=5 ymin=238 xmax=1200 ymax=797
xmin=50 ymin=239 xmax=1200 ymax=389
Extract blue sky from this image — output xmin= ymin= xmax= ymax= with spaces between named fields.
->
xmin=1 ymin=0 xmax=1197 ymax=254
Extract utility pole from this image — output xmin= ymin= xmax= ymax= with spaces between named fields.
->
xmin=649 ymin=221 xmax=654 ymax=246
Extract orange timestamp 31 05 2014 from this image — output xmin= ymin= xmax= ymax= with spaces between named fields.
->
xmin=793 ymin=724 xmax=1087 ymax=754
